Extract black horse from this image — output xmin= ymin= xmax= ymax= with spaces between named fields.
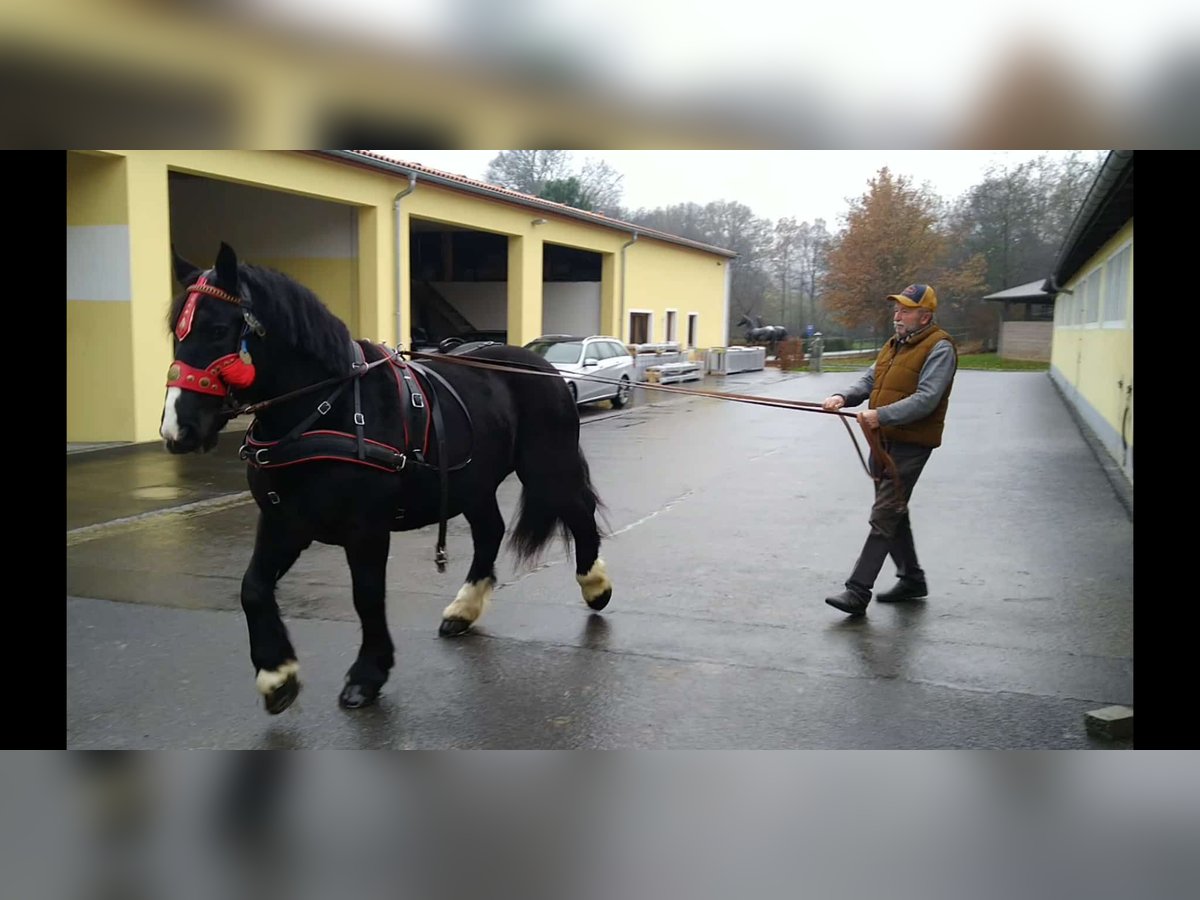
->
xmin=161 ymin=243 xmax=612 ymax=713
xmin=736 ymin=313 xmax=788 ymax=346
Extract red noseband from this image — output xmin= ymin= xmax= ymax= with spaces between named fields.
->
xmin=166 ymin=353 xmax=256 ymax=397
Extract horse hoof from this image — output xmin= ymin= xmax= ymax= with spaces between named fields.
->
xmin=586 ymin=587 xmax=612 ymax=611
xmin=439 ymin=617 xmax=472 ymax=637
xmin=338 ymin=682 xmax=380 ymax=709
xmin=263 ymin=673 xmax=300 ymax=715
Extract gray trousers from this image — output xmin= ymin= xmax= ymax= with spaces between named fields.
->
xmin=846 ymin=441 xmax=933 ymax=598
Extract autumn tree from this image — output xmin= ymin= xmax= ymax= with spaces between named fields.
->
xmin=823 ymin=167 xmax=946 ymax=341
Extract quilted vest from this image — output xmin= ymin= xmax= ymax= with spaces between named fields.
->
xmin=869 ymin=325 xmax=956 ymax=447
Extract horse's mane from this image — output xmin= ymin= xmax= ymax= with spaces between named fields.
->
xmin=239 ymin=265 xmax=352 ymax=374
xmin=168 ymin=264 xmax=351 ymax=376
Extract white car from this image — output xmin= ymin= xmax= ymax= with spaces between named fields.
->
xmin=524 ymin=335 xmax=635 ymax=408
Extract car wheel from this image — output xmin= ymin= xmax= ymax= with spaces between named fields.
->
xmin=611 ymin=376 xmax=631 ymax=408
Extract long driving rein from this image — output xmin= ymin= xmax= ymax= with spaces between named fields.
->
xmin=404 ymin=349 xmax=901 ymax=491
xmin=223 ymin=346 xmax=900 ymax=491
xmin=170 ymin=274 xmax=899 ymax=552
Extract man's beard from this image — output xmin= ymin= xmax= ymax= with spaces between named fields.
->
xmin=895 ymin=319 xmax=927 ymax=341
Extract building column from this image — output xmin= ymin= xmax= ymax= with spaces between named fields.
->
xmin=356 ymin=204 xmax=397 ymax=344
xmin=124 ymin=154 xmax=175 ymax=444
xmin=507 ymin=234 xmax=543 ymax=346
xmin=600 ymin=251 xmax=618 ymax=338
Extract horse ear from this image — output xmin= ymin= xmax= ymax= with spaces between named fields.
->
xmin=172 ymin=246 xmax=199 ymax=286
xmin=215 ymin=242 xmax=239 ymax=287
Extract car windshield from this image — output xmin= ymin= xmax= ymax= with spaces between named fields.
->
xmin=526 ymin=341 xmax=583 ymax=363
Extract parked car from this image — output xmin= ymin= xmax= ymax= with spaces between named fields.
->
xmin=418 ymin=329 xmax=508 ymax=353
xmin=523 ymin=334 xmax=635 ymax=408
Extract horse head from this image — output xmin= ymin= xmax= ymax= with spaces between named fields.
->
xmin=161 ymin=242 xmax=259 ymax=454
xmin=161 ymin=243 xmax=353 ymax=455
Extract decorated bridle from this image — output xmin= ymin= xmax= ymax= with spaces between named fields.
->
xmin=166 ymin=274 xmax=266 ymax=398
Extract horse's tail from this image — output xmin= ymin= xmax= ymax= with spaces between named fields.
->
xmin=510 ymin=444 xmax=605 ymax=565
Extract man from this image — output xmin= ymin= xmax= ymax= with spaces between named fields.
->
xmin=820 ymin=284 xmax=958 ymax=616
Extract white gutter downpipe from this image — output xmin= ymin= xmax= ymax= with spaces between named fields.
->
xmin=620 ymin=231 xmax=638 ymax=341
xmin=393 ymin=173 xmax=417 ymax=347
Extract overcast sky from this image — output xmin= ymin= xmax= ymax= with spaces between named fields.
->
xmin=375 ymin=150 xmax=1096 ymax=229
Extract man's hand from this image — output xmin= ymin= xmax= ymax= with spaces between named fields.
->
xmin=822 ymin=395 xmax=845 ymax=411
xmin=857 ymin=409 xmax=880 ymax=430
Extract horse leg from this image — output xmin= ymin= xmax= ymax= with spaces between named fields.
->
xmin=339 ymin=531 xmax=394 ymax=709
xmin=242 ymin=513 xmax=306 ymax=714
xmin=438 ymin=496 xmax=505 ymax=637
xmin=562 ymin=496 xmax=612 ymax=611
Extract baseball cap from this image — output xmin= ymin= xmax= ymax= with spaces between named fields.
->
xmin=887 ymin=283 xmax=937 ymax=310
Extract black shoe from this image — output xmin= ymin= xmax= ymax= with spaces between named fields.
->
xmin=875 ymin=578 xmax=928 ymax=602
xmin=825 ymin=589 xmax=870 ymax=616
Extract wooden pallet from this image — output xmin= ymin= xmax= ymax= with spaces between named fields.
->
xmin=647 ymin=363 xmax=702 ymax=384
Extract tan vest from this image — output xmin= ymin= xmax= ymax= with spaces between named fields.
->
xmin=869 ymin=324 xmax=956 ymax=447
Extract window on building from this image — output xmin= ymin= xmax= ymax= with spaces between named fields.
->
xmin=1085 ymin=271 xmax=1101 ymax=325
xmin=629 ymin=312 xmax=650 ymax=344
xmin=687 ymin=313 xmax=699 ymax=348
xmin=1104 ymin=244 xmax=1131 ymax=327
xmin=665 ymin=310 xmax=678 ymax=343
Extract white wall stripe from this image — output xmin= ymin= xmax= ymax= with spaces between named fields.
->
xmin=67 ymin=225 xmax=131 ymax=302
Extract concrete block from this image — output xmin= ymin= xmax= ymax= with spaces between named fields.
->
xmin=1084 ymin=705 xmax=1133 ymax=740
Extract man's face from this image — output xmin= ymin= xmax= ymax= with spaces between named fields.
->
xmin=892 ymin=303 xmax=930 ymax=338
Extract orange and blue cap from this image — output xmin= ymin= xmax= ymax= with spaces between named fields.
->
xmin=887 ymin=283 xmax=937 ymax=311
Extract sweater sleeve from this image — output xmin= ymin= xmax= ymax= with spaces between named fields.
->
xmin=875 ymin=341 xmax=957 ymax=427
xmin=837 ymin=363 xmax=876 ymax=408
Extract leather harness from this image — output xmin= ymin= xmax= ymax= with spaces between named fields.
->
xmin=238 ymin=340 xmax=474 ymax=571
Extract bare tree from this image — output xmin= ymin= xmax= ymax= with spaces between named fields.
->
xmin=773 ymin=217 xmax=801 ymax=332
xmin=578 ymin=157 xmax=625 ymax=217
xmin=796 ymin=218 xmax=832 ymax=335
xmin=484 ymin=150 xmax=570 ymax=196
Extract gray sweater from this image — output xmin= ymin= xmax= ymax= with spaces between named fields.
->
xmin=836 ymin=339 xmax=956 ymax=428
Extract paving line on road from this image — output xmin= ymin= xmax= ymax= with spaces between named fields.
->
xmin=67 ymin=492 xmax=256 ymax=546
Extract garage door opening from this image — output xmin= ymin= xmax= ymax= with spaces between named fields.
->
xmin=410 ymin=221 xmax=509 ymax=348
xmin=542 ymin=243 xmax=602 ymax=337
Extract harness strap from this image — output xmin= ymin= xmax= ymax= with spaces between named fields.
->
xmin=406 ymin=362 xmax=466 ymax=573
xmin=352 ymin=342 xmax=367 ymax=461
xmin=243 ymin=431 xmax=408 ymax=472
xmin=282 ymin=378 xmax=352 ymax=443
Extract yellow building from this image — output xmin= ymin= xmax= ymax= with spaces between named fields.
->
xmin=67 ymin=150 xmax=736 ymax=445
xmin=1046 ymin=151 xmax=1134 ymax=490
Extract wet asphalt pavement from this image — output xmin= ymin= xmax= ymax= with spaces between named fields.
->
xmin=67 ymin=369 xmax=1133 ymax=748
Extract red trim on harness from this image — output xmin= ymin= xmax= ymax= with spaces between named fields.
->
xmin=408 ymin=365 xmax=433 ymax=457
xmin=242 ymin=429 xmax=408 ymax=474
xmin=384 ymin=354 xmax=431 ymax=458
